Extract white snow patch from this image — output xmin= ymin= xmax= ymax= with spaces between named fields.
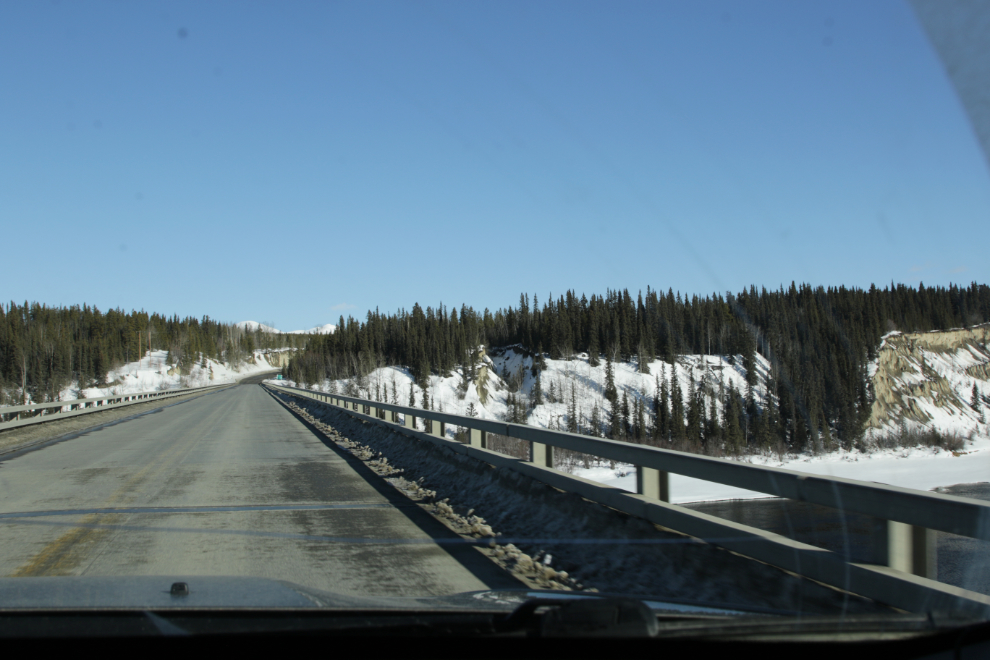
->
xmin=568 ymin=439 xmax=990 ymax=504
xmin=280 ymin=346 xmax=990 ymax=504
xmin=43 ymin=349 xmax=290 ymax=402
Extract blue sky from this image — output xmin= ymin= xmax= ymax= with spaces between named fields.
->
xmin=2 ymin=1 xmax=988 ymax=330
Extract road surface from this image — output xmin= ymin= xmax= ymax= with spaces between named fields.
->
xmin=0 ymin=382 xmax=517 ymax=597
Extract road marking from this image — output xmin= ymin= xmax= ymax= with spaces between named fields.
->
xmin=0 ymin=503 xmax=404 ymax=519
xmin=8 ymin=421 xmax=202 ymax=577
xmin=3 ymin=517 xmax=734 ymax=546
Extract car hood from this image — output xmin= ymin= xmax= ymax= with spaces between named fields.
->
xmin=0 ymin=575 xmax=749 ymax=615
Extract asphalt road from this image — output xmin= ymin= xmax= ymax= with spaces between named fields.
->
xmin=0 ymin=383 xmax=518 ymax=597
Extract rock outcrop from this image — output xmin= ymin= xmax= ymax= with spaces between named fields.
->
xmin=867 ymin=324 xmax=990 ymax=433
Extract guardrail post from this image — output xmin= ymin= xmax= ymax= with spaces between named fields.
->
xmin=368 ymin=404 xmax=377 ymax=418
xmin=885 ymin=521 xmax=937 ymax=579
xmin=428 ymin=417 xmax=445 ymax=439
xmin=404 ymin=411 xmax=416 ymax=430
xmin=636 ymin=466 xmax=670 ymax=502
xmin=530 ymin=442 xmax=553 ymax=468
xmin=469 ymin=428 xmax=487 ymax=449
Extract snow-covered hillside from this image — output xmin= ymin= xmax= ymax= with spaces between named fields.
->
xmin=62 ymin=349 xmax=291 ymax=401
xmin=279 ymin=346 xmax=769 ymax=440
xmin=276 ymin=330 xmax=990 ymax=502
xmin=866 ymin=324 xmax=990 ymax=442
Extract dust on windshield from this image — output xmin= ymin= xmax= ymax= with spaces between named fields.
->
xmin=1 ymin=0 xmax=989 ymax=625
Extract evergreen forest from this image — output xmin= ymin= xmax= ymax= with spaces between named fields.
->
xmin=0 ymin=302 xmax=306 ymax=405
xmin=285 ymin=282 xmax=990 ymax=452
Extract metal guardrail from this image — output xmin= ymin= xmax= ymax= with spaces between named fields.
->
xmin=0 ymin=384 xmax=229 ymax=431
xmin=266 ymin=381 xmax=990 ymax=616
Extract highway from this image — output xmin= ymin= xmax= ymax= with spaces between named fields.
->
xmin=0 ymin=380 xmax=519 ymax=597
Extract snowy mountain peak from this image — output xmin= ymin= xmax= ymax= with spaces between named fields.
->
xmin=236 ymin=321 xmax=336 ymax=335
xmin=235 ymin=321 xmax=280 ymax=333
xmin=291 ymin=323 xmax=337 ymax=335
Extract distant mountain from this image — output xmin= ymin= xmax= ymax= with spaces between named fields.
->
xmin=236 ymin=321 xmax=336 ymax=335
xmin=289 ymin=323 xmax=337 ymax=335
xmin=235 ymin=320 xmax=280 ymax=333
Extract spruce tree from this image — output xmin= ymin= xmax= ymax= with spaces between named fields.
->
xmin=604 ymin=355 xmax=617 ymax=404
xmin=725 ymin=388 xmax=744 ymax=453
xmin=607 ymin=398 xmax=622 ymax=440
xmin=620 ymin=391 xmax=630 ymax=439
xmin=567 ymin=385 xmax=578 ymax=433
xmin=636 ymin=394 xmax=646 ymax=441
xmin=741 ymin=330 xmax=757 ymax=387
xmin=587 ymin=313 xmax=600 ymax=367
xmin=707 ymin=396 xmax=720 ymax=448
xmin=590 ymin=402 xmax=602 ymax=437
xmin=531 ymin=343 xmax=542 ymax=377
xmin=637 ymin=342 xmax=651 ymax=374
xmin=658 ymin=368 xmax=670 ymax=441
xmin=670 ymin=366 xmax=685 ymax=441
xmin=686 ymin=379 xmax=702 ymax=448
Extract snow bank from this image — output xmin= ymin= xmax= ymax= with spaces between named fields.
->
xmin=284 ymin=345 xmax=989 ymax=504
xmin=57 ymin=349 xmax=290 ymax=401
xmin=569 ymin=438 xmax=990 ymax=503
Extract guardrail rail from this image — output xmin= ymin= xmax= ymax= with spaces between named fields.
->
xmin=0 ymin=384 xmax=229 ymax=432
xmin=265 ymin=381 xmax=990 ymax=617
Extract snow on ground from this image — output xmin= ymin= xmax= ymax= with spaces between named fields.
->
xmin=568 ymin=439 xmax=990 ymax=504
xmin=58 ymin=349 xmax=290 ymax=401
xmin=291 ymin=347 xmax=767 ymax=434
xmin=879 ymin=344 xmax=986 ymax=433
xmin=282 ymin=346 xmax=990 ymax=503
xmin=868 ymin=326 xmax=990 ymax=439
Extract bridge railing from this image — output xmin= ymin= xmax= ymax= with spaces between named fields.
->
xmin=0 ymin=384 xmax=229 ymax=431
xmin=265 ymin=381 xmax=990 ymax=616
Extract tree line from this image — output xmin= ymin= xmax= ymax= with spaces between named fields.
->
xmin=286 ymin=282 xmax=990 ymax=451
xmin=0 ymin=302 xmax=307 ymax=405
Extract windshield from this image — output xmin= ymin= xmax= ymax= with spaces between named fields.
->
xmin=2 ymin=0 xmax=990 ymax=640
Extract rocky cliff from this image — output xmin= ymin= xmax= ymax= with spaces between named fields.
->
xmin=867 ymin=324 xmax=990 ymax=436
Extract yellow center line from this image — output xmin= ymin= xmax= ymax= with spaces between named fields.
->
xmin=9 ymin=431 xmax=201 ymax=577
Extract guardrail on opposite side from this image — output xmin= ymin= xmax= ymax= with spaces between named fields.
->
xmin=265 ymin=380 xmax=990 ymax=617
xmin=0 ymin=384 xmax=229 ymax=432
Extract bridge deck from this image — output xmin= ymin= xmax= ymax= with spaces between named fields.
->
xmin=0 ymin=384 xmax=517 ymax=597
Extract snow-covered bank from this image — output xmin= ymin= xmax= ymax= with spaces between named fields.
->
xmin=52 ymin=349 xmax=291 ymax=401
xmin=570 ymin=439 xmax=990 ymax=504
xmin=281 ymin=341 xmax=989 ymax=504
xmin=287 ymin=347 xmax=767 ymax=431
xmin=867 ymin=325 xmax=990 ymax=441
